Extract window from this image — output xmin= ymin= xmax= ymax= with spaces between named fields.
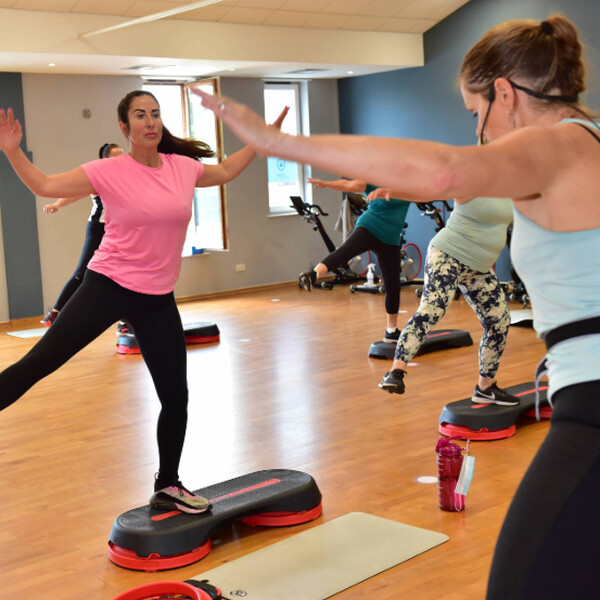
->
xmin=263 ymin=82 xmax=311 ymax=214
xmin=143 ymin=79 xmax=227 ymax=254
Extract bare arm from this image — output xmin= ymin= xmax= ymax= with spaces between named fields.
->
xmin=194 ymin=102 xmax=289 ymax=188
xmin=0 ymin=108 xmax=95 ymax=198
xmin=308 ymin=178 xmax=367 ymax=193
xmin=197 ymin=145 xmax=258 ymax=188
xmin=43 ymin=195 xmax=88 ymax=215
xmin=194 ymin=92 xmax=574 ymax=202
xmin=366 ymin=187 xmax=446 ymax=203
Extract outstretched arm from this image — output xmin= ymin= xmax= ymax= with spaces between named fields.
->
xmin=43 ymin=196 xmax=87 ymax=215
xmin=0 ymin=108 xmax=95 ymax=198
xmin=365 ymin=187 xmax=441 ymax=203
xmin=193 ymin=92 xmax=572 ymax=203
xmin=308 ymin=178 xmax=367 ymax=193
xmin=195 ymin=103 xmax=289 ymax=188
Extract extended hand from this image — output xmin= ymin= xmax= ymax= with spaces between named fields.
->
xmin=366 ymin=187 xmax=391 ymax=202
xmin=307 ymin=177 xmax=325 ymax=188
xmin=43 ymin=203 xmax=59 ymax=215
xmin=191 ymin=89 xmax=281 ymax=155
xmin=271 ymin=105 xmax=289 ymax=130
xmin=0 ymin=108 xmax=23 ymax=154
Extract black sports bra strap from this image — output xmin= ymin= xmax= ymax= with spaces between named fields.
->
xmin=574 ymin=122 xmax=600 ymax=145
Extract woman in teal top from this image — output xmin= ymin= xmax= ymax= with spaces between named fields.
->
xmin=300 ymin=178 xmax=410 ymax=342
xmin=196 ymin=14 xmax=600 ymax=597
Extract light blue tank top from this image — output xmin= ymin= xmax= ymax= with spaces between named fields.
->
xmin=430 ymin=197 xmax=513 ymax=272
xmin=511 ymin=208 xmax=600 ymax=399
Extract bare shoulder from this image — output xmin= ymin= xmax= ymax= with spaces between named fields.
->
xmin=524 ymin=122 xmax=600 ymax=231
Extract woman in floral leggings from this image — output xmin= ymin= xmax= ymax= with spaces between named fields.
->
xmin=378 ymin=196 xmax=519 ymax=406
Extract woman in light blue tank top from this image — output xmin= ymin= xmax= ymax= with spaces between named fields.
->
xmin=196 ymin=13 xmax=600 ymax=600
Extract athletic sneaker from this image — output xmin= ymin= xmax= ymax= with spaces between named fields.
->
xmin=150 ymin=482 xmax=211 ymax=514
xmin=472 ymin=382 xmax=520 ymax=406
xmin=383 ymin=328 xmax=401 ymax=343
xmin=116 ymin=321 xmax=131 ymax=335
xmin=298 ymin=270 xmax=316 ymax=291
xmin=40 ymin=308 xmax=59 ymax=326
xmin=378 ymin=369 xmax=407 ymax=394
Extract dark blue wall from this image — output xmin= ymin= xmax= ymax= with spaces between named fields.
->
xmin=0 ymin=72 xmax=43 ymax=319
xmin=338 ymin=0 xmax=600 ymax=280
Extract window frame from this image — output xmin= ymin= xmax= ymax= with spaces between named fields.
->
xmin=263 ymin=80 xmax=312 ymax=216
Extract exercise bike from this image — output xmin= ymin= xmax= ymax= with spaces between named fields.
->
xmin=290 ymin=194 xmax=368 ymax=290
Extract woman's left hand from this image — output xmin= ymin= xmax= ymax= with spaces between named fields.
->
xmin=367 ymin=187 xmax=391 ymax=202
xmin=271 ymin=105 xmax=289 ymax=130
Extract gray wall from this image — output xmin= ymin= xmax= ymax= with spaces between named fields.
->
xmin=0 ymin=73 xmax=42 ymax=319
xmin=0 ymin=74 xmax=341 ymax=321
xmin=338 ymin=0 xmax=600 ymax=281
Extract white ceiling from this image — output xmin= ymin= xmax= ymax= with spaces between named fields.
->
xmin=0 ymin=0 xmax=470 ymax=80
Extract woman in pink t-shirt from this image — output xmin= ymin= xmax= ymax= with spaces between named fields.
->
xmin=0 ymin=90 xmax=287 ymax=514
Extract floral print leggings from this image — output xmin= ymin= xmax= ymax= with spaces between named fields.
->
xmin=395 ymin=245 xmax=510 ymax=379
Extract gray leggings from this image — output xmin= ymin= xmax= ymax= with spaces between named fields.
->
xmin=395 ymin=246 xmax=510 ymax=379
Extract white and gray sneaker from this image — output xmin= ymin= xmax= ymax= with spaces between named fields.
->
xmin=472 ymin=382 xmax=520 ymax=406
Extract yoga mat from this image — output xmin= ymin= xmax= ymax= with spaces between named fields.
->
xmin=6 ymin=328 xmax=47 ymax=339
xmin=191 ymin=512 xmax=448 ymax=600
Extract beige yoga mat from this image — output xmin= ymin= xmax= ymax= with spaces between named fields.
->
xmin=191 ymin=512 xmax=448 ymax=600
xmin=6 ymin=327 xmax=47 ymax=339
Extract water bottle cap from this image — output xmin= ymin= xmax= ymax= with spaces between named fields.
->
xmin=435 ymin=437 xmax=463 ymax=456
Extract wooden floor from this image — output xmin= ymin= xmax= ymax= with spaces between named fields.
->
xmin=0 ymin=283 xmax=548 ymax=600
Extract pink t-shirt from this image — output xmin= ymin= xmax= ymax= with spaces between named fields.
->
xmin=82 ymin=153 xmax=204 ymax=294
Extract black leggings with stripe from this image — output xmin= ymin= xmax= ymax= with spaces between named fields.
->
xmin=0 ymin=269 xmax=188 ymax=486
xmin=321 ymin=226 xmax=402 ymax=315
xmin=54 ymin=221 xmax=105 ymax=311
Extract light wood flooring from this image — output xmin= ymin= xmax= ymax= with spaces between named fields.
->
xmin=0 ymin=283 xmax=548 ymax=600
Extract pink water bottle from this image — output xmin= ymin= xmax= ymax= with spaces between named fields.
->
xmin=436 ymin=437 xmax=465 ymax=512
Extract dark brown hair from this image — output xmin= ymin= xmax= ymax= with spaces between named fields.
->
xmin=117 ymin=90 xmax=215 ymax=160
xmin=460 ymin=15 xmax=586 ymax=105
xmin=98 ymin=143 xmax=121 ymax=159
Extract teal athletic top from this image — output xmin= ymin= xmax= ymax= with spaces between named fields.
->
xmin=431 ymin=197 xmax=513 ymax=272
xmin=355 ymin=184 xmax=411 ymax=246
xmin=511 ymin=118 xmax=600 ymax=399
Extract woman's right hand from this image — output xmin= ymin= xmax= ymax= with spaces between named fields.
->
xmin=191 ymin=90 xmax=282 ymax=155
xmin=308 ymin=177 xmax=325 ymax=189
xmin=43 ymin=203 xmax=60 ymax=215
xmin=0 ymin=108 xmax=23 ymax=154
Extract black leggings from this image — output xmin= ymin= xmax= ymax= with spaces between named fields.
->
xmin=0 ymin=270 xmax=188 ymax=486
xmin=321 ymin=226 xmax=402 ymax=315
xmin=487 ymin=380 xmax=600 ymax=599
xmin=54 ymin=221 xmax=105 ymax=311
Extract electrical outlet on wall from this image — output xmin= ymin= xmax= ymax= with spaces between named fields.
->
xmin=235 ymin=264 xmax=246 ymax=272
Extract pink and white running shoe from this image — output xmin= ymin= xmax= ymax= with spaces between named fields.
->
xmin=149 ymin=483 xmax=211 ymax=514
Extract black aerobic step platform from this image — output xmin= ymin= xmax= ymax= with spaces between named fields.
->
xmin=368 ymin=329 xmax=473 ymax=360
xmin=116 ymin=321 xmax=220 ymax=355
xmin=439 ymin=381 xmax=551 ymax=441
xmin=108 ymin=469 xmax=322 ymax=572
